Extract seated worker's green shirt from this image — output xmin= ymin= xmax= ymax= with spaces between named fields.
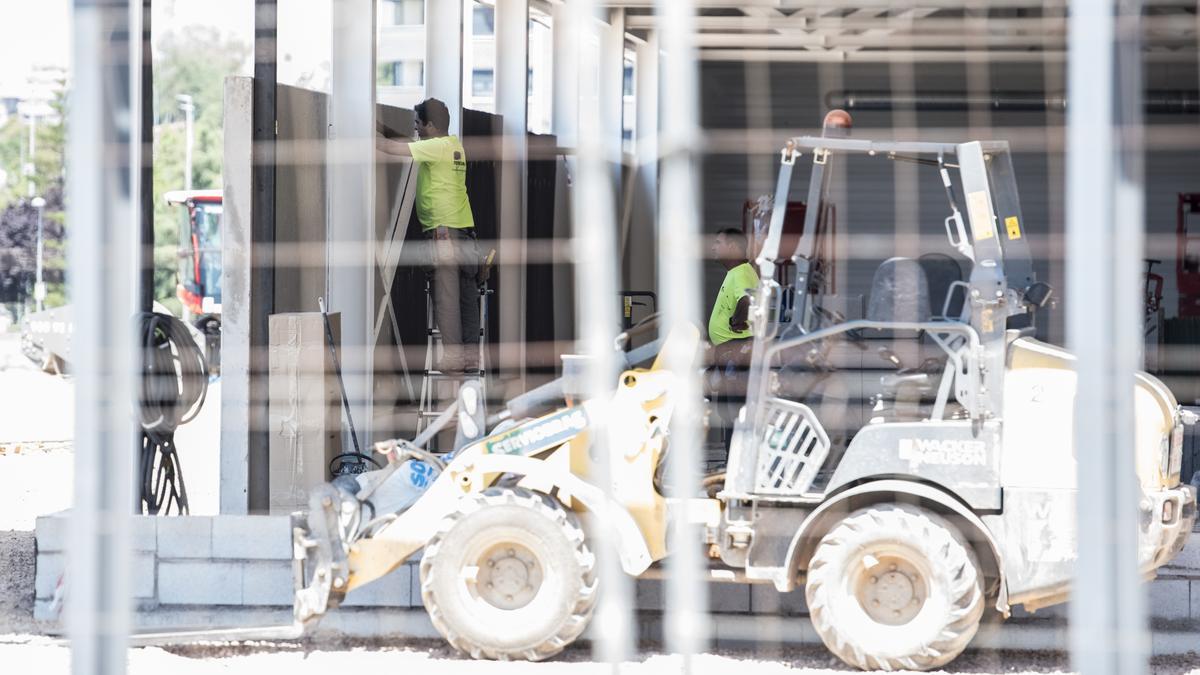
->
xmin=409 ymin=135 xmax=475 ymax=231
xmin=708 ymin=262 xmax=760 ymax=345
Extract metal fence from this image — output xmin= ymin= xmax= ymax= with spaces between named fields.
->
xmin=61 ymin=1 xmax=1198 ymax=673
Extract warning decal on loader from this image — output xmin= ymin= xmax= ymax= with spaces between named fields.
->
xmin=1005 ymin=215 xmax=1022 ymax=240
xmin=486 ymin=407 xmax=589 ymax=456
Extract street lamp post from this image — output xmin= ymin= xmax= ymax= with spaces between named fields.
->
xmin=177 ymin=94 xmax=194 ymax=191
xmin=31 ymin=196 xmax=46 ymax=311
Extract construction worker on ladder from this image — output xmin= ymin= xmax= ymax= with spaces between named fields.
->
xmin=377 ymin=98 xmax=480 ymax=373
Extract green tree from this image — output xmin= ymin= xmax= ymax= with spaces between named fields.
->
xmin=0 ymin=74 xmax=66 ymax=209
xmin=0 ymin=78 xmax=67 ymax=324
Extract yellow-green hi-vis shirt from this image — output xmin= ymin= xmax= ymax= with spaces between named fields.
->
xmin=708 ymin=262 xmax=760 ymax=345
xmin=409 ymin=135 xmax=475 ymax=230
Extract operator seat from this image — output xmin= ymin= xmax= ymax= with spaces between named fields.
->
xmin=917 ymin=253 xmax=966 ymax=320
xmin=862 ymin=257 xmax=948 ymax=421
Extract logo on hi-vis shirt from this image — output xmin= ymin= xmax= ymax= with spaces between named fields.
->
xmin=486 ymin=408 xmax=589 ymax=456
xmin=453 ymin=150 xmax=465 ymax=173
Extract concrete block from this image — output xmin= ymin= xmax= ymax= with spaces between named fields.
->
xmin=159 ymin=560 xmax=241 ymax=605
xmin=241 ymin=561 xmax=294 ymax=606
xmin=1149 ymin=579 xmax=1191 ymax=620
xmin=132 ymin=552 xmax=156 ymax=599
xmin=636 ymin=578 xmax=750 ymax=613
xmin=33 ymin=598 xmax=59 ymax=623
xmin=635 ymin=578 xmax=663 ymax=611
xmin=35 ymin=552 xmax=65 ymax=600
xmin=410 ymin=561 xmax=424 ymax=608
xmin=317 ymin=607 xmax=439 ymax=640
xmin=157 ymin=517 xmax=213 ymax=559
xmin=751 ymin=585 xmax=808 ymax=616
xmin=212 ymin=516 xmax=293 ymax=560
xmin=708 ymin=583 xmax=751 ymax=614
xmin=343 ymin=565 xmax=413 ymax=608
xmin=38 ymin=551 xmax=151 ymax=601
xmin=1166 ymin=537 xmax=1200 ymax=573
xmin=131 ymin=607 xmax=292 ymax=632
xmin=132 ymin=517 xmax=157 ymax=552
xmin=34 ymin=511 xmax=70 ymax=553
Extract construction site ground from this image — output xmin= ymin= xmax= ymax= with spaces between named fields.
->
xmin=4 ymin=333 xmax=1200 ymax=673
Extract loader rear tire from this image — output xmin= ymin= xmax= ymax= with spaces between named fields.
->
xmin=805 ymin=503 xmax=984 ymax=671
xmin=419 ymin=487 xmax=597 ymax=661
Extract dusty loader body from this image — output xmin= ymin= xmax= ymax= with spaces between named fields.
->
xmin=280 ymin=115 xmax=1197 ymax=671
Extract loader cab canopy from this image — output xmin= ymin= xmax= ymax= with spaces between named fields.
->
xmin=765 ymin=136 xmax=1043 ymax=337
xmin=730 ymin=132 xmax=1053 ymax=487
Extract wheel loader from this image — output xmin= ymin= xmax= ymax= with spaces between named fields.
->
xmin=281 ymin=112 xmax=1197 ymax=671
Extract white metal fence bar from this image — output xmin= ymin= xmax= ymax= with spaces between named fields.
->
xmin=656 ymin=0 xmax=708 ymax=667
xmin=1067 ymin=0 xmax=1147 ymax=673
xmin=569 ymin=0 xmax=636 ymax=665
xmin=68 ymin=1 xmax=138 ymax=673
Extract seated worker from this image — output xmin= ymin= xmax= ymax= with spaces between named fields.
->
xmin=376 ymin=98 xmax=481 ymax=373
xmin=707 ymin=228 xmax=760 ymax=448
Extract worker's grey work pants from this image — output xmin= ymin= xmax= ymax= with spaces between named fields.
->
xmin=426 ymin=226 xmax=481 ymax=365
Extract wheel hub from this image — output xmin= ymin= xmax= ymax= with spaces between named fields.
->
xmin=473 ymin=542 xmax=543 ymax=610
xmin=855 ymin=555 xmax=927 ymax=625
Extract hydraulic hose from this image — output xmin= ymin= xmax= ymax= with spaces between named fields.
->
xmin=136 ymin=312 xmax=208 ymax=515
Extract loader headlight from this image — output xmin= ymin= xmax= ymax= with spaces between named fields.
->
xmin=1163 ymin=499 xmax=1177 ymax=524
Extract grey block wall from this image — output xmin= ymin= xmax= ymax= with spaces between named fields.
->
xmin=32 ymin=511 xmax=1200 ymax=649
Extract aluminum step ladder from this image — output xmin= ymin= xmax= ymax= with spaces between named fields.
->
xmin=416 ymin=276 xmax=491 ymax=451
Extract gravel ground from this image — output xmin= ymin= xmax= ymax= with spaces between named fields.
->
xmin=0 ymin=638 xmax=1077 ymax=675
xmin=0 ymin=531 xmax=35 ymax=635
xmin=0 ymin=636 xmax=1194 ymax=675
xmin=0 ymin=631 xmax=1191 ymax=674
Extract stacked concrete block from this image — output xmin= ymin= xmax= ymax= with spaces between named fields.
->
xmin=634 ymin=577 xmax=752 ymax=614
xmin=34 ymin=511 xmax=157 ymax=621
xmin=30 ymin=511 xmax=1200 ymax=646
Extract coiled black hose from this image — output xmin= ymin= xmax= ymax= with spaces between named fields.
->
xmin=136 ymin=312 xmax=208 ymax=515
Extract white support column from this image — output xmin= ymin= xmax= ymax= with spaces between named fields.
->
xmin=550 ymin=0 xmax=578 ymax=149
xmin=221 ymin=76 xmax=254 ymax=514
xmin=550 ymin=0 xmax=579 ymax=345
xmin=1067 ymin=0 xmax=1146 ymax=674
xmin=328 ymin=0 xmax=376 ymax=447
xmin=68 ymin=1 xmax=137 ymax=672
xmin=426 ymin=0 xmax=464 ymax=134
xmin=600 ymin=9 xmax=625 ymax=171
xmin=495 ymin=0 xmax=529 ymax=382
xmin=626 ymin=30 xmax=658 ymax=291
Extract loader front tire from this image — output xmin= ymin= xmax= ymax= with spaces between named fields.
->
xmin=805 ymin=503 xmax=985 ymax=671
xmin=420 ymin=487 xmax=597 ymax=661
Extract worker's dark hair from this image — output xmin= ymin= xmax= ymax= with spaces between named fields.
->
xmin=716 ymin=227 xmax=748 ymax=254
xmin=414 ymin=98 xmax=451 ymax=133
